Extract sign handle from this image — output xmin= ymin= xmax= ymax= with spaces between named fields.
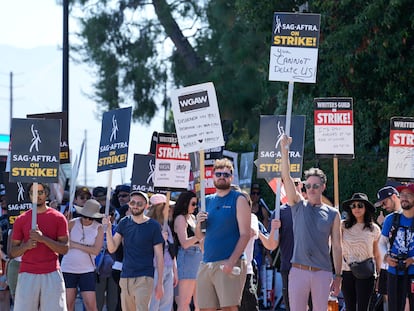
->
xmin=105 ymin=170 xmax=113 ymax=216
xmin=273 ymin=178 xmax=282 ymax=241
xmin=31 ymin=182 xmax=38 ymax=229
xmin=199 ymin=149 xmax=206 ymax=231
xmin=333 ymin=156 xmax=339 ymax=208
xmin=163 ymin=191 xmax=171 ymax=231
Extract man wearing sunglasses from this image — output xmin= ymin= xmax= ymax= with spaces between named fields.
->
xmin=280 ymin=135 xmax=342 ymax=311
xmin=103 ymin=190 xmax=164 ymax=311
xmin=195 ymin=158 xmax=251 ymax=311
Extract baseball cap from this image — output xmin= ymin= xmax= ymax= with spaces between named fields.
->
xmin=375 ymin=186 xmax=399 ymax=207
xmin=396 ymin=184 xmax=414 ymax=194
xmin=93 ymin=186 xmax=107 ymax=198
xmin=149 ymin=193 xmax=175 ymax=206
xmin=75 ymin=186 xmax=91 ymax=198
xmin=130 ymin=191 xmax=149 ymax=204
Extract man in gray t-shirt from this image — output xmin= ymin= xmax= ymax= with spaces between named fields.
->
xmin=280 ymin=135 xmax=342 ymax=311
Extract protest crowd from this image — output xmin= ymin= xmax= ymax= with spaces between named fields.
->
xmin=1 ymin=138 xmax=413 ymax=311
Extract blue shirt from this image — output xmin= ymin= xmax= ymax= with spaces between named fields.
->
xmin=382 ymin=212 xmax=414 ymax=275
xmin=204 ymin=190 xmax=242 ymax=262
xmin=116 ymin=216 xmax=164 ymax=278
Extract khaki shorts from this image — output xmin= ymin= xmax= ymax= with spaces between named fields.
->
xmin=196 ymin=259 xmax=247 ymax=309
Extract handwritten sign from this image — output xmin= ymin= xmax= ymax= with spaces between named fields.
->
xmin=314 ymin=98 xmax=354 ymax=158
xmin=171 ymin=82 xmax=224 ymax=153
xmin=268 ymin=12 xmax=321 ymax=83
xmin=387 ymin=117 xmax=414 ymax=180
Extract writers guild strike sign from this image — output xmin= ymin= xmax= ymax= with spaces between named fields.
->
xmin=97 ymin=107 xmax=132 ymax=172
xmin=10 ymin=118 xmax=61 ymax=183
xmin=256 ymin=115 xmax=306 ymax=179
xmin=2 ymin=172 xmax=31 ymax=226
xmin=154 ymin=132 xmax=191 ymax=191
xmin=314 ymin=97 xmax=354 ymax=158
xmin=171 ymin=82 xmax=225 ymax=153
xmin=387 ymin=116 xmax=414 ymax=180
xmin=27 ymin=111 xmax=70 ymax=164
xmin=268 ymin=12 xmax=321 ymax=83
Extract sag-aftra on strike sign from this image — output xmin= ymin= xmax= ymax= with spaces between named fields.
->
xmin=10 ymin=118 xmax=61 ymax=183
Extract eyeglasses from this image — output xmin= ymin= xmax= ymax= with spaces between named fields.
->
xmin=129 ymin=200 xmax=145 ymax=207
xmin=118 ymin=194 xmax=129 ymax=199
xmin=350 ymin=202 xmax=365 ymax=209
xmin=400 ymin=192 xmax=414 ymax=198
xmin=304 ymin=183 xmax=321 ymax=190
xmin=191 ymin=202 xmax=198 ymax=206
xmin=29 ymin=190 xmax=45 ymax=196
xmin=251 ymin=192 xmax=260 ymax=196
xmin=214 ymin=172 xmax=232 ymax=178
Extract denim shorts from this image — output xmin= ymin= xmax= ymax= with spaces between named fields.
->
xmin=177 ymin=246 xmax=202 ymax=280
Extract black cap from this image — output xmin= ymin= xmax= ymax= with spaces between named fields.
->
xmin=375 ymin=186 xmax=399 ymax=207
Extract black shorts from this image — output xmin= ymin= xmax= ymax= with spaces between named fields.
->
xmin=378 ymin=268 xmax=388 ymax=295
xmin=63 ymin=271 xmax=96 ymax=292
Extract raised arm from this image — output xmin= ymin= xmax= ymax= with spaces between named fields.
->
xmin=280 ymin=135 xmax=301 ymax=206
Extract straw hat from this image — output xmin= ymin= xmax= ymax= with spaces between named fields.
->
xmin=75 ymin=199 xmax=104 ymax=219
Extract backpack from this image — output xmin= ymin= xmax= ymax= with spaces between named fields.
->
xmin=96 ymin=247 xmax=115 ymax=279
xmin=387 ymin=212 xmax=414 ymax=252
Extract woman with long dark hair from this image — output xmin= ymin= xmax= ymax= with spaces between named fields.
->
xmin=341 ymin=193 xmax=381 ymax=311
xmin=172 ymin=191 xmax=202 ymax=311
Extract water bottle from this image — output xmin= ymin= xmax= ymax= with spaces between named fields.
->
xmin=327 ymin=295 xmax=338 ymax=311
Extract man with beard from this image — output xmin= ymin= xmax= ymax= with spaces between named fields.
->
xmin=381 ymin=183 xmax=414 ymax=311
xmin=195 ymin=158 xmax=251 ymax=311
xmin=376 ymin=186 xmax=402 ymax=310
xmin=103 ymin=191 xmax=164 ymax=311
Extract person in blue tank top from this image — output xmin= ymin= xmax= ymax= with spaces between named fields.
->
xmin=103 ymin=191 xmax=164 ymax=311
xmin=280 ymin=135 xmax=342 ymax=311
xmin=195 ymin=158 xmax=251 ymax=311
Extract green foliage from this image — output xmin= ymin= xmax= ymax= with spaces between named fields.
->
xmin=71 ymin=0 xmax=414 ymax=201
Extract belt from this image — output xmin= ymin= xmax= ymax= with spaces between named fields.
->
xmin=292 ymin=263 xmax=321 ymax=272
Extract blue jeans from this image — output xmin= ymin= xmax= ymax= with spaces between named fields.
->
xmin=149 ymin=264 xmax=174 ymax=311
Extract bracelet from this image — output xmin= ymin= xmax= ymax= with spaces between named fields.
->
xmin=334 ymin=274 xmax=342 ymax=279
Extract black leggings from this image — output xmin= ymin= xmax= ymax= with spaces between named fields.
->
xmin=341 ymin=271 xmax=375 ymax=311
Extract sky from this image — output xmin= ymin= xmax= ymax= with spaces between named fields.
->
xmin=0 ymin=1 xmax=164 ymax=189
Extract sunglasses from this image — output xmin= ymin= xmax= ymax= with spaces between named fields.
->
xmin=214 ymin=172 xmax=232 ymax=178
xmin=29 ymin=190 xmax=46 ymax=196
xmin=304 ymin=183 xmax=321 ymax=190
xmin=118 ymin=194 xmax=129 ymax=198
xmin=350 ymin=202 xmax=365 ymax=209
xmin=251 ymin=191 xmax=260 ymax=195
xmin=191 ymin=202 xmax=198 ymax=206
xmin=129 ymin=200 xmax=145 ymax=207
xmin=294 ymin=181 xmax=300 ymax=186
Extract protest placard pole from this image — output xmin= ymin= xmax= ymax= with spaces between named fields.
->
xmin=274 ymin=81 xmax=295 ymax=240
xmin=163 ymin=191 xmax=171 ymax=231
xmin=31 ymin=182 xmax=38 ymax=229
xmin=68 ymin=139 xmax=85 ymax=220
xmin=199 ymin=149 xmax=207 ymax=231
xmin=333 ymin=156 xmax=339 ymax=208
xmin=105 ymin=170 xmax=113 ymax=216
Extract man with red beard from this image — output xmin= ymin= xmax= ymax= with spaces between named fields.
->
xmin=381 ymin=183 xmax=414 ymax=311
xmin=195 ymin=158 xmax=251 ymax=311
xmin=103 ymin=191 xmax=164 ymax=311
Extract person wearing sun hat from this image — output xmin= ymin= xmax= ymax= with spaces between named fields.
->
xmin=380 ymin=183 xmax=414 ymax=311
xmin=340 ymin=193 xmax=382 ymax=311
xmin=61 ymin=199 xmax=104 ymax=311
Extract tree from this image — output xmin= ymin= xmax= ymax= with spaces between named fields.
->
xmin=71 ymin=0 xmax=414 ymax=202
